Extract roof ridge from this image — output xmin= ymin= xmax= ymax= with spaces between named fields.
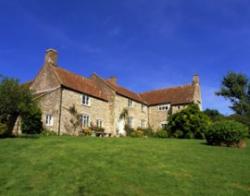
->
xmin=140 ymin=84 xmax=193 ymax=95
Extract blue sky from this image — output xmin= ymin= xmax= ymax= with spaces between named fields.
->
xmin=0 ymin=0 xmax=249 ymax=115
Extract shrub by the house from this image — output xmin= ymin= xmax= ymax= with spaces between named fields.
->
xmin=153 ymin=129 xmax=168 ymax=138
xmin=125 ymin=124 xmax=135 ymax=136
xmin=20 ymin=103 xmax=43 ymax=134
xmin=127 ymin=127 xmax=154 ymax=138
xmin=167 ymin=104 xmax=211 ymax=139
xmin=41 ymin=129 xmax=57 ymax=136
xmin=205 ymin=120 xmax=248 ymax=148
xmin=81 ymin=128 xmax=92 ymax=136
xmin=130 ymin=129 xmax=144 ymax=137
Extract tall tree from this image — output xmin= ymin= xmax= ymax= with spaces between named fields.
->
xmin=216 ymin=72 xmax=250 ymax=115
xmin=0 ymin=76 xmax=42 ymax=136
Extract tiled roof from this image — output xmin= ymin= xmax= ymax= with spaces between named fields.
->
xmin=50 ymin=65 xmax=109 ymax=101
xmin=32 ymin=64 xmax=195 ymax=105
xmin=140 ymin=85 xmax=195 ymax=106
xmin=105 ymin=80 xmax=146 ymax=104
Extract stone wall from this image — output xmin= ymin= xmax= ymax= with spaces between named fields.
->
xmin=38 ymin=88 xmax=61 ymax=133
xmin=171 ymin=104 xmax=188 ymax=114
xmin=59 ymin=88 xmax=112 ymax=134
xmin=148 ymin=104 xmax=190 ymax=130
xmin=30 ymin=64 xmax=60 ymax=93
xmin=148 ymin=105 xmax=169 ymax=130
xmin=113 ymin=95 xmax=148 ymax=130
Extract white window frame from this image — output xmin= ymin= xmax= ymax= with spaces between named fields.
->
xmin=158 ymin=104 xmax=170 ymax=111
xmin=45 ymin=114 xmax=53 ymax=126
xmin=96 ymin=119 xmax=103 ymax=128
xmin=128 ymin=99 xmax=133 ymax=107
xmin=81 ymin=94 xmax=91 ymax=106
xmin=81 ymin=114 xmax=90 ymax=128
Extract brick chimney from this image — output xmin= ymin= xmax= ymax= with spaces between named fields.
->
xmin=45 ymin=48 xmax=58 ymax=66
xmin=192 ymin=74 xmax=199 ymax=86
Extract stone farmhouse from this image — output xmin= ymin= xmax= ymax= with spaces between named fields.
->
xmin=26 ymin=49 xmax=202 ymax=135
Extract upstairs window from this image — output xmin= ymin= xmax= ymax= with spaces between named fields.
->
xmin=158 ymin=104 xmax=170 ymax=111
xmin=82 ymin=94 xmax=90 ymax=106
xmin=96 ymin=119 xmax=103 ymax=128
xmin=81 ymin=114 xmax=90 ymax=128
xmin=128 ymin=99 xmax=133 ymax=107
xmin=45 ymin=114 xmax=53 ymax=126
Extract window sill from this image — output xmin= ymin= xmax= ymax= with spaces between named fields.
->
xmin=82 ymin=104 xmax=91 ymax=107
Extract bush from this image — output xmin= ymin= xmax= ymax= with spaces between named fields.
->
xmin=137 ymin=127 xmax=154 ymax=137
xmin=20 ymin=103 xmax=43 ymax=134
xmin=81 ymin=128 xmax=92 ymax=136
xmin=41 ymin=129 xmax=57 ymax=136
xmin=168 ymin=104 xmax=211 ymax=139
xmin=227 ymin=114 xmax=250 ymax=137
xmin=154 ymin=129 xmax=168 ymax=138
xmin=125 ymin=124 xmax=135 ymax=136
xmin=205 ymin=120 xmax=249 ymax=148
xmin=130 ymin=129 xmax=144 ymax=137
xmin=0 ymin=77 xmax=43 ymax=137
xmin=0 ymin=123 xmax=7 ymax=137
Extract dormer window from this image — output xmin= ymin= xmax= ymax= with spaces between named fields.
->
xmin=158 ymin=104 xmax=170 ymax=111
xmin=128 ymin=99 xmax=133 ymax=107
xmin=82 ymin=94 xmax=90 ymax=106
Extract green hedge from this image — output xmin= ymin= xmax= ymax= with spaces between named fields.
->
xmin=205 ymin=120 xmax=248 ymax=147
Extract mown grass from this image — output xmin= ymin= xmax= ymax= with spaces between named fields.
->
xmin=0 ymin=137 xmax=249 ymax=196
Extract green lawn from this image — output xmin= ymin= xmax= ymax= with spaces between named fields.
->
xmin=0 ymin=137 xmax=249 ymax=196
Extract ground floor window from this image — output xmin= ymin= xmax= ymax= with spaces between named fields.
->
xmin=161 ymin=124 xmax=168 ymax=129
xmin=81 ymin=114 xmax=90 ymax=128
xmin=160 ymin=121 xmax=168 ymax=129
xmin=45 ymin=114 xmax=53 ymax=126
xmin=96 ymin=119 xmax=103 ymax=128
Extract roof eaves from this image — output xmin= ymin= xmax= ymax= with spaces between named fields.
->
xmin=61 ymin=85 xmax=109 ymax=102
